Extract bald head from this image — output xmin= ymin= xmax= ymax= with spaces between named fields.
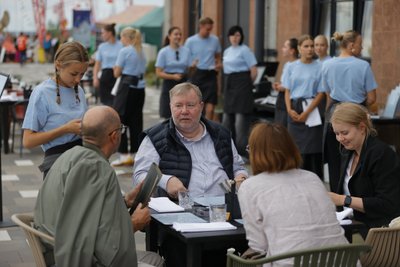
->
xmin=82 ymin=106 xmax=120 ymax=146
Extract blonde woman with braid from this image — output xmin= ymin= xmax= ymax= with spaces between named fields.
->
xmin=22 ymin=41 xmax=89 ymax=178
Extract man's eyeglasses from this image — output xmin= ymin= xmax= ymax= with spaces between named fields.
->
xmin=109 ymin=124 xmax=127 ymax=136
xmin=175 ymin=50 xmax=179 ymax=61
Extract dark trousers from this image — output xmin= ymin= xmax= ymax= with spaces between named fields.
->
xmin=325 ymin=124 xmax=342 ymax=191
xmin=301 ymin=153 xmax=323 ymax=180
xmin=222 ymin=113 xmax=251 ymax=156
xmin=99 ymin=68 xmax=116 ymax=106
xmin=118 ymin=89 xmax=145 ymax=154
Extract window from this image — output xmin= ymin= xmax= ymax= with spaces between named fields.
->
xmin=361 ymin=1 xmax=373 ymax=58
xmin=311 ymin=0 xmax=374 ymax=58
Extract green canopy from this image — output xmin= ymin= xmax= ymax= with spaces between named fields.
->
xmin=119 ymin=7 xmax=164 ymax=50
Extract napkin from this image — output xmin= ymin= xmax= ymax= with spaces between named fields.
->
xmin=336 ymin=208 xmax=353 ymax=225
xmin=149 ymin=197 xmax=184 ymax=212
xmin=172 ymin=222 xmax=237 ymax=232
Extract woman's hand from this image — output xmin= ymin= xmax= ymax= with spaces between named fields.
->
xmin=288 ymin=109 xmax=299 ymax=121
xmin=296 ymin=111 xmax=310 ymax=123
xmin=172 ymin=73 xmax=183 ymax=81
xmin=329 ymin=192 xmax=345 ymax=206
xmin=63 ymin=119 xmax=82 ymax=135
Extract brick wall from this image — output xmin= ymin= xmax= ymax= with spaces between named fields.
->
xmin=372 ymin=0 xmax=400 ymax=107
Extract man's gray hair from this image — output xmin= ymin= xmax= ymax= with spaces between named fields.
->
xmin=169 ymin=82 xmax=202 ymax=102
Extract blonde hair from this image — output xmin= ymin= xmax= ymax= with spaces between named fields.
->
xmin=332 ymin=30 xmax=360 ymax=49
xmin=330 ymin=102 xmax=377 ymax=137
xmin=120 ymin=27 xmax=143 ymax=54
xmin=54 ymin=41 xmax=89 ymax=67
xmin=248 ymin=122 xmax=302 ymax=175
xmin=54 ymin=41 xmax=89 ymax=104
xmin=314 ymin=34 xmax=329 ymax=46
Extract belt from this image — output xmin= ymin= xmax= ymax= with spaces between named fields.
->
xmin=44 ymin=139 xmax=82 ymax=157
xmin=122 ymin=74 xmax=143 ymax=80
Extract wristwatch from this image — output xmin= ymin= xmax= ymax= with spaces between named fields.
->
xmin=344 ymin=195 xmax=352 ymax=207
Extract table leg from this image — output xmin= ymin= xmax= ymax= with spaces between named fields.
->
xmin=0 ymin=105 xmax=10 ymax=154
xmin=187 ymin=243 xmax=202 ymax=267
xmin=146 ymin=219 xmax=159 ymax=252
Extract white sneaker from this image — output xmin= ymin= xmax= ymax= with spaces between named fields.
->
xmin=111 ymin=154 xmax=134 ymax=166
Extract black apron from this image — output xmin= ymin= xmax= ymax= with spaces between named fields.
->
xmin=223 ymin=71 xmax=254 ymax=114
xmin=288 ymin=98 xmax=323 ymax=154
xmin=113 ymin=74 xmax=139 ymax=117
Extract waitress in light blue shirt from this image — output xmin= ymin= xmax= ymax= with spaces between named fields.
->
xmin=222 ymin=25 xmax=257 ymax=157
xmin=156 ymin=27 xmax=190 ymax=118
xmin=282 ymin=35 xmax=325 ymax=179
xmin=112 ymin=27 xmax=147 ymax=166
xmin=93 ymin=23 xmax=123 ymax=106
xmin=321 ymin=30 xmax=377 ymax=192
xmin=22 ymin=41 xmax=89 ymax=178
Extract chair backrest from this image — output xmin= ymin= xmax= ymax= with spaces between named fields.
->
xmin=360 ymin=226 xmax=400 ymax=267
xmin=227 ymin=244 xmax=371 ymax=267
xmin=11 ymin=213 xmax=55 ymax=267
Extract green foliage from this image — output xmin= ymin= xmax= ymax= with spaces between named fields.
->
xmin=145 ymin=60 xmax=157 ymax=86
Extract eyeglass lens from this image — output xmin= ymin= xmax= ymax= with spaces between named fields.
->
xmin=175 ymin=50 xmax=179 ymax=61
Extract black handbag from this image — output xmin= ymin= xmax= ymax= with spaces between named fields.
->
xmin=225 ymin=183 xmax=242 ymax=220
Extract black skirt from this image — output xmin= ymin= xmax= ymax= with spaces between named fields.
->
xmin=288 ymin=98 xmax=323 ymax=154
xmin=113 ymin=75 xmax=139 ymax=117
xmin=223 ymin=71 xmax=254 ymax=114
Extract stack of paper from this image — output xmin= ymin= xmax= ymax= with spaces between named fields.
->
xmin=172 ymin=222 xmax=237 ymax=232
xmin=148 ymin=197 xmax=184 ymax=212
xmin=302 ymin=99 xmax=322 ymax=127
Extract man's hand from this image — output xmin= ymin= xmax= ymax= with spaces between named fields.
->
xmin=166 ymin=176 xmax=186 ymax=199
xmin=124 ymin=181 xmax=144 ymax=208
xmin=234 ymin=175 xmax=247 ymax=189
xmin=131 ymin=203 xmax=151 ymax=232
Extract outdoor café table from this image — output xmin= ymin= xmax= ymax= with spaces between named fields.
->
xmin=146 ymin=207 xmax=367 ymax=267
xmin=146 ymin=207 xmax=248 ymax=267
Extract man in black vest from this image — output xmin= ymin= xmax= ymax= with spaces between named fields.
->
xmin=133 ymin=82 xmax=248 ymax=199
xmin=133 ymin=82 xmax=248 ymax=266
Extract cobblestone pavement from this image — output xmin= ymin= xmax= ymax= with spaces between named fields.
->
xmin=0 ymin=63 xmax=163 ymax=267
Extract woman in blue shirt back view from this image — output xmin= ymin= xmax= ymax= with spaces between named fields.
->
xmin=321 ymin=30 xmax=377 ymax=191
xmin=112 ymin=27 xmax=147 ymax=166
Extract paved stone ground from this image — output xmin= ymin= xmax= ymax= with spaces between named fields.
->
xmin=0 ymin=63 xmax=163 ymax=267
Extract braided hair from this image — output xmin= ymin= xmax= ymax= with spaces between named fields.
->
xmin=54 ymin=41 xmax=89 ymax=104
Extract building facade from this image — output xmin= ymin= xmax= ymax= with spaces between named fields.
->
xmin=166 ymin=0 xmax=399 ymax=109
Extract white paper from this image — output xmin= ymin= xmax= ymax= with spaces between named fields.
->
xmin=148 ymin=197 xmax=184 ymax=213
xmin=336 ymin=208 xmax=353 ymax=221
xmin=152 ymin=212 xmax=206 ymax=225
xmin=382 ymin=85 xmax=400 ymax=118
xmin=111 ymin=77 xmax=121 ymax=96
xmin=302 ymin=99 xmax=322 ymax=127
xmin=172 ymin=222 xmax=237 ymax=232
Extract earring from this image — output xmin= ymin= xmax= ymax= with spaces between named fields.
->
xmin=351 ymin=48 xmax=355 ymax=54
